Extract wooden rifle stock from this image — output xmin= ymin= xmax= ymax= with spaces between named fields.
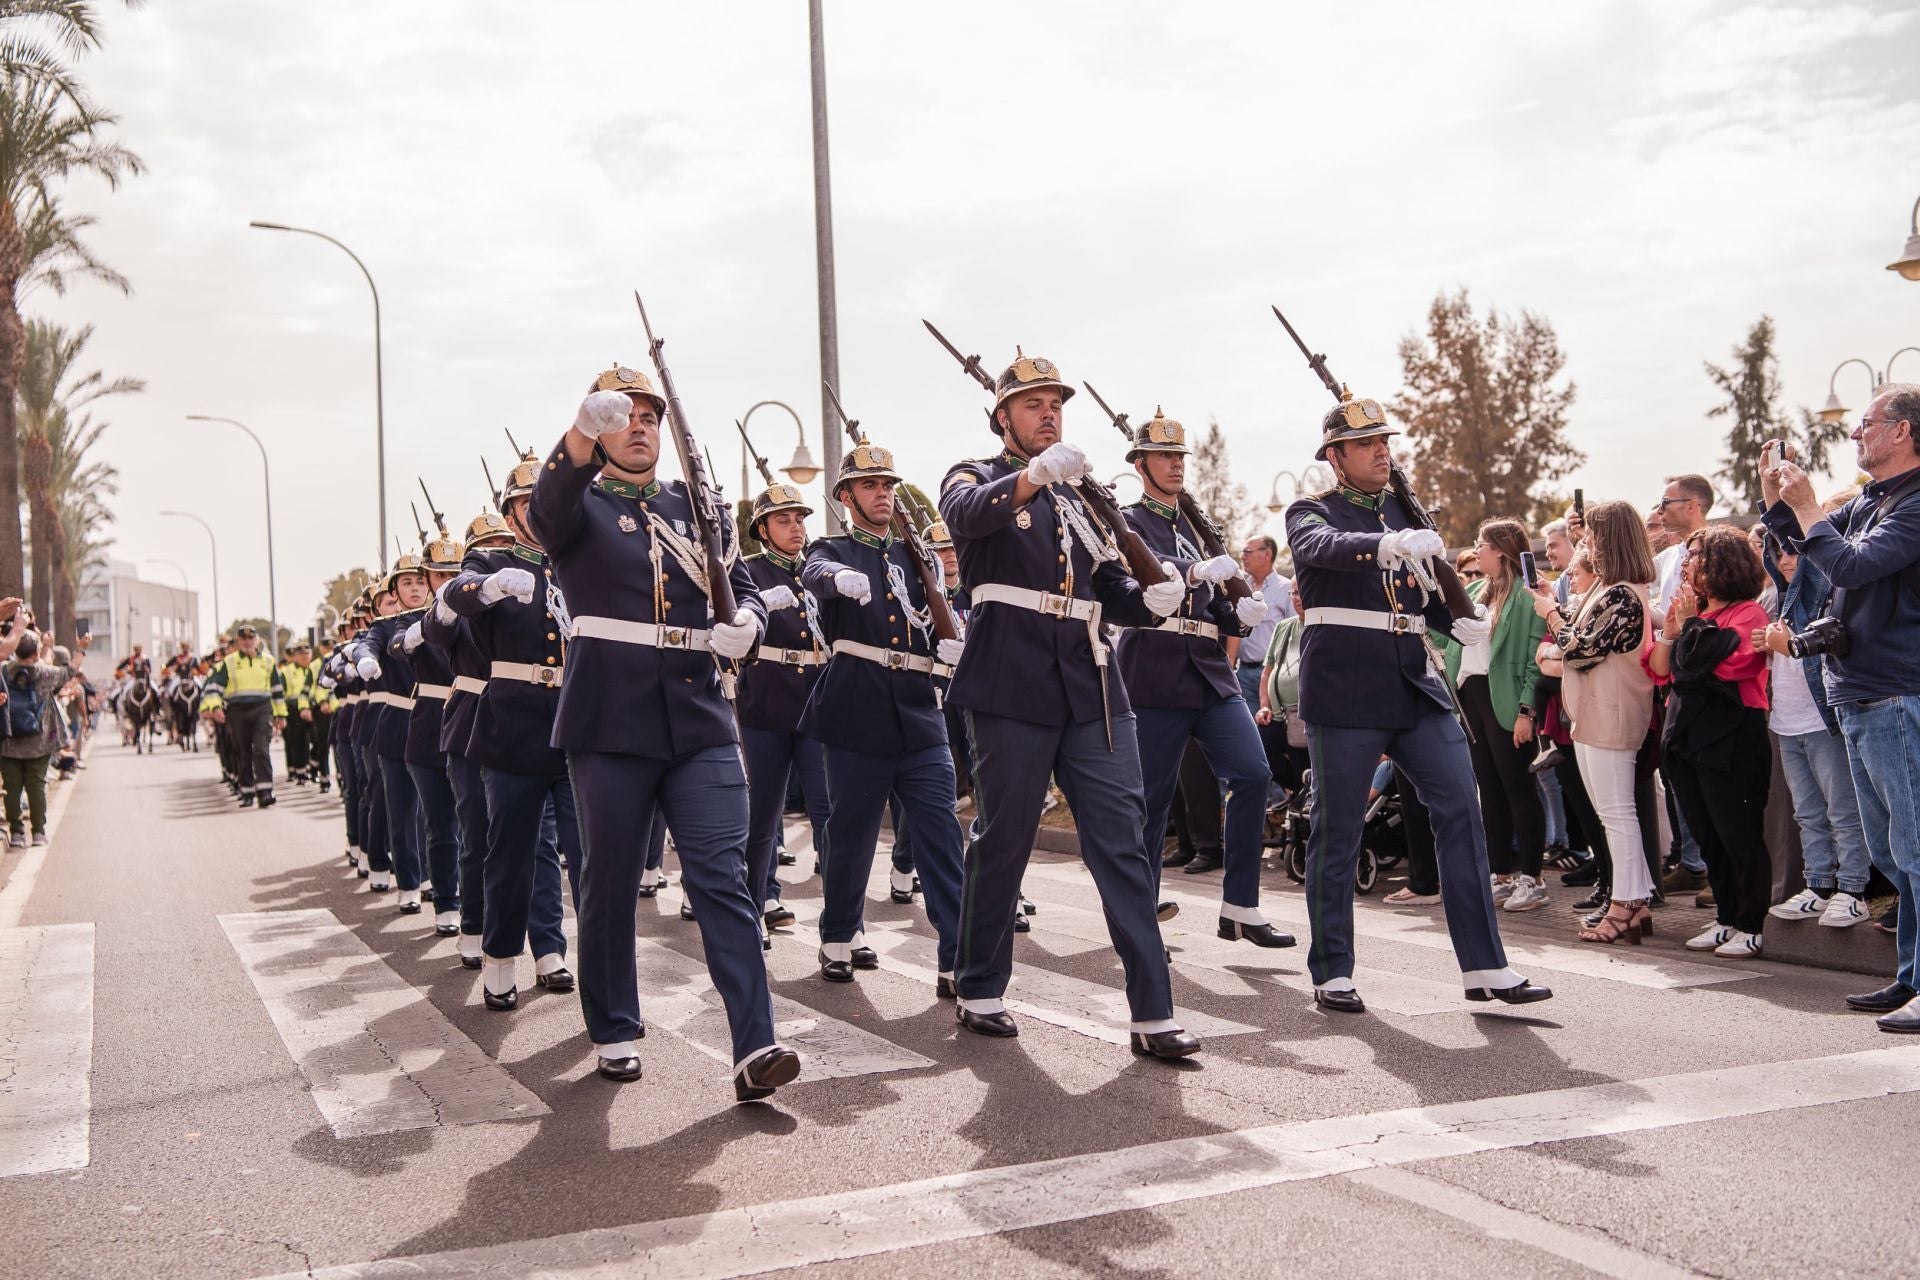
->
xmin=1389 ymin=464 xmax=1476 ymax=619
xmin=635 ymin=292 xmax=736 ymax=622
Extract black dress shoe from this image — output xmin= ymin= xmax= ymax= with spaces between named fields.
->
xmin=957 ymin=1006 xmax=1018 ymax=1038
xmin=1183 ymin=851 xmax=1223 ymax=875
xmin=778 ymin=850 xmax=797 ymax=866
xmin=1130 ymin=1028 xmax=1201 ymax=1060
xmin=1845 ymin=982 xmax=1917 ymax=1012
xmin=368 ymin=881 xmax=391 ymax=894
xmin=483 ymin=986 xmax=518 ymax=1012
xmin=1314 ymin=987 xmax=1366 ymax=1014
xmin=398 ymin=899 xmax=422 ymax=915
xmin=1020 ymin=897 xmax=1036 ymax=915
xmin=936 ymin=976 xmax=957 ymax=999
xmin=1155 ymin=901 xmax=1180 ymax=923
xmin=435 ymin=921 xmax=459 ymax=938
xmin=256 ymin=792 xmax=277 ymax=809
xmin=1218 ymin=919 xmax=1296 ymax=948
xmin=889 ymin=886 xmax=915 ymax=904
xmin=763 ymin=904 xmax=796 ymax=929
xmin=536 ymin=967 xmax=575 ymax=993
xmin=1560 ymin=864 xmax=1601 ymax=887
xmin=1161 ymin=845 xmax=1195 ymax=868
xmin=637 ymin=883 xmax=659 ymax=899
xmin=1466 ymin=978 xmax=1554 ymax=1004
xmin=237 ymin=793 xmax=256 ymax=808
xmin=459 ymin=953 xmax=483 ymax=970
xmin=851 ymin=946 xmax=878 ymax=970
xmin=818 ymin=951 xmax=854 ymax=983
xmin=735 ymin=1045 xmax=801 ymax=1101
xmin=1573 ymin=886 xmax=1611 ymax=911
xmin=597 ymin=1054 xmax=642 ymax=1083
xmin=1012 ymin=913 xmax=1031 ymax=933
xmin=357 ymin=866 xmax=370 ymax=879
xmin=679 ymin=901 xmax=695 ymax=922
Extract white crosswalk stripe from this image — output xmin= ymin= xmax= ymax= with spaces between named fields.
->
xmin=0 ymin=923 xmax=94 ymax=1178
xmin=219 ymin=909 xmax=550 ymax=1138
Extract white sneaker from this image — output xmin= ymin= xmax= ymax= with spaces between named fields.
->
xmin=1769 ymin=888 xmax=1829 ymax=921
xmin=1503 ymin=875 xmax=1550 ymax=912
xmin=1490 ymin=875 xmax=1516 ymax=904
xmin=1714 ymin=931 xmax=1763 ymax=958
xmin=1685 ymin=923 xmax=1737 ymax=951
xmin=1819 ymin=892 xmax=1869 ymax=928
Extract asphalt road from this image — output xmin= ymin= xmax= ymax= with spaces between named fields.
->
xmin=1 ymin=740 xmax=1912 ymax=1279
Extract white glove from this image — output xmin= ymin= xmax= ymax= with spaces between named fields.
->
xmin=355 ymin=655 xmax=381 ymax=681
xmin=1142 ymin=561 xmax=1186 ymax=618
xmin=402 ymin=622 xmax=424 ymax=653
xmin=574 ymin=390 xmax=631 ymax=439
xmin=937 ymin=637 xmax=965 ymax=666
xmin=318 ymin=675 xmax=336 ymax=690
xmin=1235 ymin=595 xmax=1270 ymax=629
xmin=832 ymin=569 xmax=871 ymax=604
xmin=433 ymin=588 xmax=457 ymax=627
xmin=1026 ymin=442 xmax=1090 ymax=487
xmin=1188 ymin=554 xmax=1239 ymax=586
xmin=710 ymin=608 xmax=760 ymax=660
xmin=1449 ymin=609 xmax=1492 ymax=646
xmin=1377 ymin=528 xmax=1445 ymax=568
xmin=478 ymin=567 xmax=537 ymax=606
xmin=760 ymin=585 xmax=798 ymax=612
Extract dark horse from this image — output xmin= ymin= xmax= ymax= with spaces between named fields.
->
xmin=168 ymin=675 xmax=201 ymax=752
xmin=120 ymin=661 xmax=160 ymax=754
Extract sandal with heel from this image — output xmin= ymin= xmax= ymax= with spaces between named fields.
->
xmin=1580 ymin=900 xmax=1650 ymax=945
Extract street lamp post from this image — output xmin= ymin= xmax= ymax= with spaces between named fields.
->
xmin=186 ymin=416 xmax=278 ymax=657
xmin=159 ymin=510 xmax=220 ymax=642
xmin=249 ymin=220 xmax=387 ymax=570
xmin=807 ymin=0 xmax=844 ymax=532
xmin=1816 ymin=352 xmax=1920 ymax=424
xmin=1265 ymin=465 xmax=1335 ymax=513
xmin=1888 ymin=194 xmax=1920 ymax=281
xmin=741 ymin=400 xmax=821 ymax=486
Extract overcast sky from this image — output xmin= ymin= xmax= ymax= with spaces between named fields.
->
xmin=37 ymin=0 xmax=1920 ymax=638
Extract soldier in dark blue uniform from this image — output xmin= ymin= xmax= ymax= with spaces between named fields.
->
xmin=1283 ymin=396 xmax=1552 ymax=1012
xmin=530 ymin=368 xmax=798 ymax=1100
xmin=1116 ymin=409 xmax=1294 ymax=949
xmin=348 ymin=558 xmax=432 ymax=915
xmin=937 ymin=350 xmax=1200 ymax=1060
xmin=442 ymin=454 xmax=582 ymax=1011
xmin=322 ymin=609 xmax=368 ymax=879
xmin=800 ymin=437 xmax=967 ymax=987
xmin=737 ymin=481 xmax=830 ymax=935
xmin=345 ymin=590 xmax=395 ymax=893
xmin=396 ymin=529 xmax=467 ymax=936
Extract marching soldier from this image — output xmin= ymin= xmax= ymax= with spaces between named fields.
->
xmin=396 ymin=528 xmax=467 ymax=936
xmin=736 ymin=480 xmax=831 ymax=934
xmin=1117 ymin=409 xmax=1293 ymax=948
xmin=346 ymin=591 xmax=397 ymax=892
xmin=530 ymin=369 xmax=798 ymax=1099
xmin=936 ymin=350 xmax=1200 ymax=1059
xmin=1283 ymin=396 xmax=1551 ymax=1011
xmin=441 ymin=456 xmax=583 ymax=1007
xmin=800 ymin=436 xmax=967 ymax=988
xmin=309 ymin=638 xmax=335 ymax=794
xmin=349 ymin=562 xmax=433 ymax=914
xmin=278 ymin=640 xmax=317 ymax=784
xmin=198 ymin=624 xmax=285 ymax=808
xmin=323 ymin=614 xmax=366 ymax=873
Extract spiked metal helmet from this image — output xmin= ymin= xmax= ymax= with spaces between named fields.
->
xmin=463 ymin=510 xmax=513 ymax=552
xmin=990 ymin=347 xmax=1074 ymax=435
xmin=749 ymin=482 xmax=813 ymax=539
xmin=832 ymin=436 xmax=903 ymax=502
xmin=381 ymin=552 xmax=427 ymax=595
xmin=500 ymin=449 xmax=540 ymax=505
xmin=1125 ymin=407 xmax=1190 ymax=462
xmin=924 ymin=519 xmax=954 ymax=549
xmin=588 ymin=363 xmax=666 ymax=417
xmin=1314 ymin=388 xmax=1398 ymax=461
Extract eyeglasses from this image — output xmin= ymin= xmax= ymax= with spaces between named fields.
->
xmin=1858 ymin=416 xmax=1896 ymax=431
xmin=1652 ymin=496 xmax=1694 ymax=510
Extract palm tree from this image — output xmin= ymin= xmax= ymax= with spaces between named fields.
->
xmin=0 ymin=1 xmax=105 ymax=106
xmin=19 ymin=316 xmax=134 ymax=625
xmin=0 ymin=71 xmax=140 ymax=596
xmin=54 ymin=472 xmax=109 ymax=642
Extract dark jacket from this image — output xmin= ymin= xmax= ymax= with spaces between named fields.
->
xmin=350 ymin=614 xmax=415 ymax=760
xmin=798 ymin=529 xmax=947 ymax=755
xmin=736 ymin=551 xmax=822 ymax=734
xmin=442 ymin=544 xmax=566 ymax=777
xmin=1662 ymin=618 xmax=1747 ymax=770
xmin=421 ymin=548 xmax=505 ymax=758
xmin=1114 ymin=498 xmax=1242 ymax=709
xmin=390 ymin=608 xmax=453 ymax=770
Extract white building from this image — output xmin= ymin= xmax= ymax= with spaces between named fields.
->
xmin=74 ymin=559 xmax=200 ymax=677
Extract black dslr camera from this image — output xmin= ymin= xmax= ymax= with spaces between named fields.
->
xmin=1788 ymin=615 xmax=1850 ymax=660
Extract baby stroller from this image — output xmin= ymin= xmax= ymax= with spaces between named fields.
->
xmin=1279 ymin=766 xmax=1388 ymax=895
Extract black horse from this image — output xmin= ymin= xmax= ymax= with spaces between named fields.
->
xmin=120 ymin=662 xmax=160 ymax=754
xmin=168 ymin=675 xmax=201 ymax=751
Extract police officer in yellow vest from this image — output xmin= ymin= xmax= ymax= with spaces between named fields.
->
xmin=279 ymin=640 xmax=318 ymax=785
xmin=200 ymin=624 xmax=287 ymax=808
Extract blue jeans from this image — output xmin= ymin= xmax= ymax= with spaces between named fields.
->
xmin=1136 ymin=694 xmax=1271 ymax=911
xmin=407 ymin=762 xmax=462 ymax=911
xmin=1777 ymin=729 xmax=1869 ymax=895
xmin=1836 ymin=695 xmax=1920 ymax=988
xmin=1537 ymin=766 xmax=1567 ymax=849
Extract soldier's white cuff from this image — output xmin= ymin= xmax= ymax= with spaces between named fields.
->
xmin=957 ymin=996 xmax=1005 ymax=1015
xmin=1462 ymin=966 xmax=1523 ymax=989
xmin=1316 ymin=977 xmax=1356 ymax=994
xmin=482 ymin=956 xmax=516 ymax=995
xmin=595 ymin=1041 xmax=640 ymax=1060
xmin=1219 ymin=902 xmax=1269 ymax=926
xmin=535 ymin=952 xmax=567 ymax=976
xmin=820 ymin=941 xmax=852 ymax=963
xmin=1129 ymin=1018 xmax=1179 ymax=1034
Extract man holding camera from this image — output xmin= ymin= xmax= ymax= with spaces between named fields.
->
xmin=1762 ymin=383 xmax=1920 ymax=1032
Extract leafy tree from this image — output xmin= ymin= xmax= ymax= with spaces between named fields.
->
xmin=1390 ymin=289 xmax=1582 ymax=546
xmin=0 ymin=1 xmax=107 ymax=106
xmin=317 ymin=569 xmax=373 ymax=629
xmin=1705 ymin=316 xmax=1848 ymax=511
xmin=1188 ymin=417 xmax=1261 ymax=548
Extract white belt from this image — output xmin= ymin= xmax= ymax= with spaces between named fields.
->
xmin=490 ymin=661 xmax=564 ymax=688
xmin=1304 ymin=607 xmax=1427 ymax=637
xmin=971 ymin=583 xmax=1108 ymax=667
xmin=569 ymin=614 xmax=712 ymax=653
xmin=830 ymin=640 xmax=936 ymax=674
xmin=372 ymin=691 xmax=416 ymax=710
xmin=1155 ymin=616 xmax=1221 ymax=641
xmin=413 ymin=683 xmax=451 ymax=701
xmin=753 ymin=645 xmax=823 ymax=667
xmin=451 ymin=676 xmax=487 ymax=696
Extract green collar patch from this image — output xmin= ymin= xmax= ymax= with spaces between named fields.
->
xmin=848 ymin=524 xmax=892 ymax=551
xmin=1340 ymin=485 xmax=1386 ymax=511
xmin=598 ymin=477 xmax=660 ymax=500
xmin=510 ymin=543 xmax=543 ymax=565
xmin=998 ymin=448 xmax=1030 ymax=468
xmin=1141 ymin=495 xmax=1178 ymax=521
xmin=763 ymin=547 xmax=800 ymax=572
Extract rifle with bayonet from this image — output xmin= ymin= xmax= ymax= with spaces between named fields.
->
xmin=634 ymin=291 xmax=738 ymax=623
xmin=1081 ymin=381 xmax=1252 ymax=604
xmin=418 ymin=479 xmax=449 ymax=537
xmin=409 ymin=502 xmax=429 ymax=549
xmin=481 ymin=457 xmax=501 ymax=512
xmin=823 ymin=382 xmax=960 ymax=643
xmin=734 ymin=420 xmax=777 ymax=488
xmin=1268 ymin=304 xmax=1477 ymax=621
xmin=920 ymin=319 xmax=1169 ymax=588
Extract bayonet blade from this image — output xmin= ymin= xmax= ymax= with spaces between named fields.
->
xmin=822 ymin=381 xmax=858 ymax=435
xmin=922 ymin=319 xmax=994 ymax=392
xmin=1081 ymin=381 xmax=1133 ymax=443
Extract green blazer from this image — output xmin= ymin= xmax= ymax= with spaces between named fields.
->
xmin=1438 ymin=579 xmax=1545 ymax=731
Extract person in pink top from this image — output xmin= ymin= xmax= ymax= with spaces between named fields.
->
xmin=1649 ymin=526 xmax=1773 ymax=958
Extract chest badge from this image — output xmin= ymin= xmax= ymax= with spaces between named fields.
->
xmin=1015 ymin=509 xmax=1033 ymax=530
xmin=617 ymin=514 xmax=638 ymax=533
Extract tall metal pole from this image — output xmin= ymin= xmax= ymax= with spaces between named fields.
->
xmin=160 ymin=510 xmax=220 ymax=638
xmin=808 ymin=0 xmax=844 ymax=533
xmin=249 ymin=221 xmax=388 ymax=571
xmin=187 ymin=416 xmax=278 ymax=658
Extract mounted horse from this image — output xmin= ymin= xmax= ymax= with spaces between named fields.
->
xmin=168 ymin=673 xmax=201 ymax=751
xmin=119 ymin=660 xmax=161 ymax=754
